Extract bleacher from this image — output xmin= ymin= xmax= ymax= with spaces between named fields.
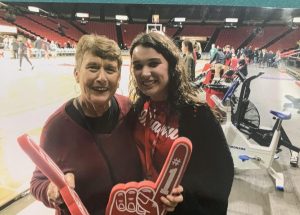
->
xmin=0 ymin=17 xmax=14 ymax=26
xmin=14 ymin=15 xmax=74 ymax=45
xmin=55 ymin=18 xmax=83 ymax=41
xmin=73 ymin=21 xmax=117 ymax=42
xmin=121 ymin=24 xmax=145 ymax=47
xmin=165 ymin=27 xmax=178 ymax=38
xmin=267 ymin=28 xmax=300 ymax=52
xmin=179 ymin=25 xmax=216 ymax=37
xmin=2 ymin=8 xmax=299 ymax=56
xmin=248 ymin=26 xmax=289 ymax=49
xmin=215 ymin=26 xmax=254 ymax=49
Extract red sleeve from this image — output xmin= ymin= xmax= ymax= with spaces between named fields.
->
xmin=30 ymin=126 xmax=56 ymax=208
xmin=30 ymin=167 xmax=52 ymax=208
xmin=30 ymin=108 xmax=71 ymax=209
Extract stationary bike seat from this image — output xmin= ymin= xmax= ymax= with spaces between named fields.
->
xmin=270 ymin=110 xmax=291 ymax=120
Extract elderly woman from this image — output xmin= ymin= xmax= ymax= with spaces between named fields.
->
xmin=30 ymin=34 xmax=143 ymax=214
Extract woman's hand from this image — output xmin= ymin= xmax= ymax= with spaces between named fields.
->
xmin=46 ymin=172 xmax=75 ymax=206
xmin=160 ymin=185 xmax=184 ymax=212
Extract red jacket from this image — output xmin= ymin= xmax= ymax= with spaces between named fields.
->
xmin=30 ymin=94 xmax=142 ymax=215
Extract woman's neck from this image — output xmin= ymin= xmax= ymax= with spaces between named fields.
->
xmin=150 ymin=93 xmax=167 ymax=102
xmin=77 ymin=97 xmax=111 ymax=117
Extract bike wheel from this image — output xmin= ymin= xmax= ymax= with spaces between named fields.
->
xmin=231 ymin=97 xmax=260 ymax=128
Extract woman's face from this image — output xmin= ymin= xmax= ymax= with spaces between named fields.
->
xmin=74 ymin=51 xmax=120 ymax=109
xmin=131 ymin=45 xmax=169 ymax=101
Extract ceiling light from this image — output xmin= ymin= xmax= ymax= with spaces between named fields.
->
xmin=174 ymin=17 xmax=186 ymax=22
xmin=76 ymin=13 xmax=89 ymax=18
xmin=292 ymin=17 xmax=300 ymax=23
xmin=28 ymin=6 xmax=39 ymax=13
xmin=225 ymin=18 xmax=238 ymax=23
xmin=115 ymin=15 xmax=128 ymax=21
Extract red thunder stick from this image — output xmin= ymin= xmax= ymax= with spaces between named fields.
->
xmin=17 ymin=134 xmax=90 ymax=215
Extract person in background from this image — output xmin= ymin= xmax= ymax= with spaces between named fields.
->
xmin=34 ymin=36 xmax=43 ymax=59
xmin=181 ymin=39 xmax=195 ymax=81
xmin=11 ymin=37 xmax=19 ymax=59
xmin=0 ymin=46 xmax=3 ymax=59
xmin=43 ymin=38 xmax=50 ymax=59
xmin=49 ymin=41 xmax=58 ymax=57
xmin=129 ymin=32 xmax=234 ymax=215
xmin=224 ymin=45 xmax=232 ymax=66
xmin=230 ymin=53 xmax=238 ymax=70
xmin=194 ymin=41 xmax=202 ymax=60
xmin=18 ymin=38 xmax=34 ymax=71
xmin=57 ymin=23 xmax=65 ymax=36
xmin=253 ymin=47 xmax=259 ymax=65
xmin=210 ymin=48 xmax=225 ymax=83
xmin=30 ymin=34 xmax=182 ymax=215
xmin=26 ymin=38 xmax=33 ymax=58
xmin=210 ymin=43 xmax=217 ymax=61
xmin=3 ymin=35 xmax=9 ymax=50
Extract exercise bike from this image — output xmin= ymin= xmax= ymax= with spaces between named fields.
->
xmin=230 ymin=72 xmax=299 ymax=168
xmin=212 ymin=71 xmax=299 ymax=191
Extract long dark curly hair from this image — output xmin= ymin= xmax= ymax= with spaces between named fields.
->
xmin=129 ymin=32 xmax=201 ymax=113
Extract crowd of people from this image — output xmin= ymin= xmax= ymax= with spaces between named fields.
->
xmin=0 ymin=34 xmax=76 ymax=61
xmin=209 ymin=43 xmax=282 ymax=70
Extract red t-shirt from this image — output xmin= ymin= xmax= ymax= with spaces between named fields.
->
xmin=134 ymin=100 xmax=179 ymax=181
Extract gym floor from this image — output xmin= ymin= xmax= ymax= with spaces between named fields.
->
xmin=0 ymin=53 xmax=299 ymax=214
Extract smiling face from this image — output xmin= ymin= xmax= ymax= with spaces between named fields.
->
xmin=74 ymin=51 xmax=120 ymax=111
xmin=131 ymin=45 xmax=169 ymax=102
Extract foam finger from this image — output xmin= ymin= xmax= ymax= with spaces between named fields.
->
xmin=154 ymin=137 xmax=192 ymax=197
xmin=115 ymin=191 xmax=126 ymax=212
xmin=125 ymin=189 xmax=137 ymax=212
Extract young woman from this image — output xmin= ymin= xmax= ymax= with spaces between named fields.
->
xmin=129 ymin=32 xmax=234 ymax=215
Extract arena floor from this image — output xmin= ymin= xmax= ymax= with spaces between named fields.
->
xmin=0 ymin=54 xmax=299 ymax=214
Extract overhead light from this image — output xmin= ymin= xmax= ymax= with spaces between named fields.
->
xmin=292 ymin=17 xmax=300 ymax=23
xmin=115 ymin=15 xmax=128 ymax=21
xmin=225 ymin=18 xmax=238 ymax=23
xmin=174 ymin=17 xmax=186 ymax=22
xmin=28 ymin=6 xmax=49 ymax=14
xmin=76 ymin=12 xmax=89 ymax=18
xmin=28 ymin=6 xmax=40 ymax=13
